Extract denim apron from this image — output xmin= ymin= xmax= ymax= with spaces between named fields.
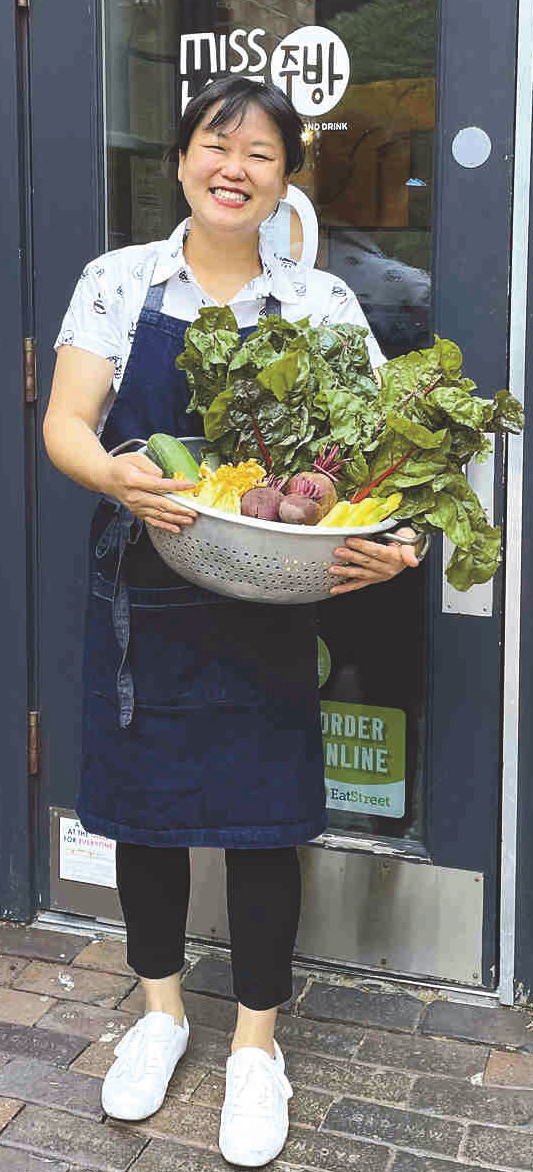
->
xmin=78 ymin=279 xmax=328 ymax=848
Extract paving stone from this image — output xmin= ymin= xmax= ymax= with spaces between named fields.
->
xmin=0 ymin=1149 xmax=70 ymax=1171
xmin=166 ymin=1061 xmax=211 ymax=1100
xmin=190 ymin=1069 xmax=225 ymax=1110
xmin=13 ymin=961 xmax=136 ymax=1007
xmin=274 ymin=1015 xmax=363 ymax=1060
xmin=321 ymin=1098 xmax=463 ymax=1157
xmin=180 ymin=992 xmax=236 ymax=1034
xmin=0 ymin=1104 xmax=147 ymax=1171
xmin=358 ymin=1028 xmax=489 ymax=1079
xmin=0 ymin=959 xmax=30 ymax=986
xmin=0 ymin=1098 xmax=24 ymax=1131
xmin=129 ymin=1139 xmax=228 ymax=1172
xmin=485 ymin=1048 xmax=533 ymax=1087
xmin=182 ymin=956 xmax=305 ymax=1013
xmin=411 ymin=1073 xmax=533 ymax=1126
xmin=0 ymin=1057 xmax=104 ymax=1120
xmin=300 ymin=982 xmax=423 ymax=1033
xmin=281 ymin=1126 xmax=391 ymax=1171
xmin=289 ymin=1086 xmax=335 ymax=1129
xmin=0 ymin=925 xmax=92 ymax=963
xmin=72 ymin=940 xmax=133 ymax=977
xmin=285 ymin=1049 xmax=411 ymax=1105
xmin=0 ymin=988 xmax=54 ymax=1027
xmin=186 ymin=1023 xmax=231 ymax=1070
xmin=182 ymin=957 xmax=235 ymax=1001
xmin=133 ymin=1097 xmax=221 ymax=1148
xmin=36 ymin=1000 xmax=135 ymax=1042
xmin=464 ymin=1122 xmax=533 ymax=1170
xmin=70 ymin=1037 xmax=121 ymax=1079
xmin=0 ymin=1021 xmax=88 ymax=1066
xmin=115 ymin=983 xmax=144 ymax=1016
xmin=391 ymin=1156 xmax=483 ymax=1172
xmin=421 ymin=1000 xmax=533 ymax=1050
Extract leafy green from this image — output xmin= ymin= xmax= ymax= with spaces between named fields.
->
xmin=176 ymin=308 xmax=524 ymax=591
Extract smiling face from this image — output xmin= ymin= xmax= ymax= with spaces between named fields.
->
xmin=178 ymin=102 xmax=289 ymax=238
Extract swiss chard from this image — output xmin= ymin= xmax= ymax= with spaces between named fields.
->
xmin=176 ymin=308 xmax=524 ymax=591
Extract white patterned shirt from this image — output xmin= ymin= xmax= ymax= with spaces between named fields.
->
xmin=55 ymin=218 xmax=386 ymax=396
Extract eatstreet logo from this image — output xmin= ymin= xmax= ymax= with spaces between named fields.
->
xmin=179 ymin=26 xmax=350 ymax=117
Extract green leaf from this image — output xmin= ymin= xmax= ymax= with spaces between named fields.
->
xmin=491 ymin=389 xmax=525 ymax=434
xmin=426 ymin=386 xmax=494 ymax=430
xmin=386 ymin=415 xmax=450 ymax=449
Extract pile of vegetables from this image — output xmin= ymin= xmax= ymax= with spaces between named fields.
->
xmin=146 ymin=434 xmax=401 ymax=527
xmin=173 ymin=308 xmax=524 ymax=591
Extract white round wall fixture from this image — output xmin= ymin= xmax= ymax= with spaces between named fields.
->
xmin=451 ymin=126 xmax=492 ymax=169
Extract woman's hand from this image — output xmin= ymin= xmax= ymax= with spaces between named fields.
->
xmin=328 ymin=527 xmax=420 ymax=595
xmin=103 ymin=451 xmax=197 ymax=534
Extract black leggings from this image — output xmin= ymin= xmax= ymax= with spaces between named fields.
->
xmin=115 ymin=843 xmax=302 ymax=1011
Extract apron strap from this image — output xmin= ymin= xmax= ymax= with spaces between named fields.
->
xmin=265 ymin=294 xmax=281 ymax=316
xmin=95 ymin=502 xmax=143 ymax=728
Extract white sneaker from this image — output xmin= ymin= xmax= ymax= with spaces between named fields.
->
xmin=101 ymin=1011 xmax=189 ymax=1120
xmin=219 ymin=1040 xmax=293 ymax=1167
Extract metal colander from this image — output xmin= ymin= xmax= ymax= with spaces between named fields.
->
xmin=142 ymin=437 xmax=398 ymax=605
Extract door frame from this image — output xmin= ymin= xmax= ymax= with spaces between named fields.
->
xmin=0 ymin=0 xmax=35 ymax=922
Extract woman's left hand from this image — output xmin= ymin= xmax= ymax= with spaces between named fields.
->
xmin=328 ymin=527 xmax=420 ymax=595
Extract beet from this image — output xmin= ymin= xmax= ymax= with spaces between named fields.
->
xmin=285 ymin=446 xmax=345 ymax=520
xmin=285 ymin=473 xmax=336 ymax=520
xmin=278 ymin=493 xmax=321 ymax=526
xmin=240 ymin=486 xmax=284 ymax=520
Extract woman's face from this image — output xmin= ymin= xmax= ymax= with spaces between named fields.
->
xmin=178 ymin=102 xmax=289 ymax=238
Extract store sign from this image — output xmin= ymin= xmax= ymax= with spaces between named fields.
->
xmin=59 ymin=817 xmax=116 ymax=888
xmin=321 ymin=700 xmax=406 ymax=819
xmin=179 ymin=26 xmax=349 ymax=117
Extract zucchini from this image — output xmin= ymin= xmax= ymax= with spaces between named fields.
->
xmin=146 ymin=434 xmax=200 ymax=482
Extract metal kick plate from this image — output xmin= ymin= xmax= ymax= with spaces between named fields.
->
xmin=50 ymin=809 xmax=484 ymax=985
xmin=442 ymin=449 xmax=494 ymax=617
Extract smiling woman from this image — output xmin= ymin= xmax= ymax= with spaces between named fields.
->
xmin=43 ymin=74 xmax=419 ymax=1166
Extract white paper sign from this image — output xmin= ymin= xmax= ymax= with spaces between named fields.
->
xmin=59 ymin=817 xmax=117 ymax=888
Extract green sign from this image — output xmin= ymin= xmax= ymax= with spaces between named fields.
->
xmin=321 ymin=700 xmax=406 ymax=819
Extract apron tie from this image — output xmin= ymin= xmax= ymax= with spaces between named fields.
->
xmin=96 ymin=500 xmax=143 ymax=728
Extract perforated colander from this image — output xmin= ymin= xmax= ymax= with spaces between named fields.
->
xmin=140 ymin=437 xmax=399 ymax=605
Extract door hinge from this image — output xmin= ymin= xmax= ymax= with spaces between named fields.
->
xmin=28 ymin=710 xmax=41 ymax=776
xmin=24 ymin=337 xmax=37 ymax=403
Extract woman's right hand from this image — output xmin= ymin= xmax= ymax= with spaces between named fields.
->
xmin=102 ymin=451 xmax=198 ymax=534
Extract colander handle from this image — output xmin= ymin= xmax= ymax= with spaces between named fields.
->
xmin=380 ymin=530 xmax=431 ymax=560
xmin=108 ymin=438 xmax=147 ymax=457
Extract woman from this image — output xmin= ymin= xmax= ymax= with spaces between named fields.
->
xmin=44 ymin=77 xmax=421 ymax=1167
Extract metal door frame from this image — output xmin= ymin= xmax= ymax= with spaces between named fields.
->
xmin=0 ymin=0 xmax=35 ymax=922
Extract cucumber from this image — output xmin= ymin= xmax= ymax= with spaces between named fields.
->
xmin=146 ymin=434 xmax=200 ymax=482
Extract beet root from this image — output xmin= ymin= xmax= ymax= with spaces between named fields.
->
xmin=285 ymin=473 xmax=337 ymax=520
xmin=240 ymin=486 xmax=284 ymax=520
xmin=278 ymin=493 xmax=321 ymax=526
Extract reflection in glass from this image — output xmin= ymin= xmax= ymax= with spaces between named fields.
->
xmin=103 ymin=0 xmax=436 ymax=848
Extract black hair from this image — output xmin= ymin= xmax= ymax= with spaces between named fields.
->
xmin=166 ymin=77 xmax=305 ymax=177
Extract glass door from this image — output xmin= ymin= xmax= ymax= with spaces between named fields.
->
xmin=32 ymin=0 xmax=518 ymax=985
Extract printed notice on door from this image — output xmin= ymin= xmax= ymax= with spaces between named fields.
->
xmin=59 ymin=817 xmax=117 ymax=888
xmin=321 ymin=701 xmax=406 ymax=818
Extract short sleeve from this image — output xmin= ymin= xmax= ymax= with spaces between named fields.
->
xmin=54 ymin=257 xmax=124 ymax=379
xmin=327 ymin=285 xmax=387 ymax=369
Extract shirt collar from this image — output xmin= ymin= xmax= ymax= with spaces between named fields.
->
xmin=151 ymin=218 xmax=304 ymax=305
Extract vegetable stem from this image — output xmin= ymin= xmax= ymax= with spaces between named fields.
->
xmin=351 ymin=375 xmax=444 ymax=502
xmin=250 ymin=413 xmax=272 ymax=471
xmin=350 ymin=448 xmax=413 ymax=503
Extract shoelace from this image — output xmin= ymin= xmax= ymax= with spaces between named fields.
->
xmin=113 ymin=1020 xmax=174 ymax=1081
xmin=229 ymin=1051 xmax=293 ymax=1117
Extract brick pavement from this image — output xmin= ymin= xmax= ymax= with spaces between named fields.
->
xmin=0 ymin=923 xmax=533 ymax=1170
